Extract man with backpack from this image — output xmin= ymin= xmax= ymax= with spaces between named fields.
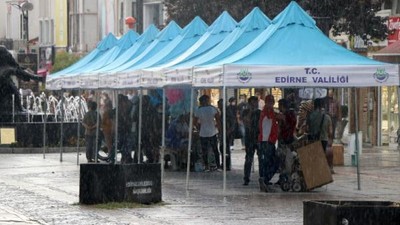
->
xmin=306 ymin=98 xmax=333 ymax=153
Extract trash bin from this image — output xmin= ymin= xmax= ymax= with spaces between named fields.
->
xmin=303 ymin=200 xmax=400 ymax=225
xmin=80 ymin=163 xmax=162 ymax=204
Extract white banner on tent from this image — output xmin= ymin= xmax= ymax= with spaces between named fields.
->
xmin=116 ymin=72 xmax=141 ymax=89
xmin=62 ymin=76 xmax=82 ymax=89
xmin=79 ymin=75 xmax=99 ymax=89
xmin=221 ymin=64 xmax=399 ymax=87
xmin=193 ymin=66 xmax=224 ymax=87
xmin=139 ymin=70 xmax=165 ymax=88
xmin=98 ymin=73 xmax=118 ymax=89
xmin=46 ymin=77 xmax=63 ymax=90
xmin=164 ymin=67 xmax=193 ymax=86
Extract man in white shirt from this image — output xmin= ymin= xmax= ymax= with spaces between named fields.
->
xmin=194 ymin=95 xmax=221 ymax=171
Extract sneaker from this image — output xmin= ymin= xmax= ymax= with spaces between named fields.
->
xmin=243 ymin=179 xmax=249 ymax=186
xmin=210 ymin=166 xmax=218 ymax=172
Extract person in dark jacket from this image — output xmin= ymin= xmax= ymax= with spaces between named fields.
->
xmin=242 ymin=96 xmax=261 ymax=185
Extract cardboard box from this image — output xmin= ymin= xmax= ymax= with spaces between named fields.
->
xmin=297 ymin=141 xmax=333 ymax=190
xmin=332 ymin=144 xmax=344 ymax=166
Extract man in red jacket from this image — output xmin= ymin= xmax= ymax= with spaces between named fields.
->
xmin=258 ymin=94 xmax=279 ymax=192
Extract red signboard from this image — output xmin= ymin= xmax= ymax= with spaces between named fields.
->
xmin=388 ymin=17 xmax=400 ymax=45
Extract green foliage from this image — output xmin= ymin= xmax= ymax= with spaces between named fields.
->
xmin=51 ymin=51 xmax=82 ymax=73
xmin=164 ymin=0 xmax=387 ymax=43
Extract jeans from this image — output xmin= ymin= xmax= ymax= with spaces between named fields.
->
xmin=243 ymin=142 xmax=260 ymax=182
xmin=276 ymin=144 xmax=294 ymax=180
xmin=200 ymin=135 xmax=220 ymax=168
xmin=239 ymin=122 xmax=245 ymax=146
xmin=259 ymin=141 xmax=277 ymax=184
xmin=85 ymin=135 xmax=96 ymax=161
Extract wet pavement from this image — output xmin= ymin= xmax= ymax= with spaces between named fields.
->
xmin=0 ymin=145 xmax=399 ymax=225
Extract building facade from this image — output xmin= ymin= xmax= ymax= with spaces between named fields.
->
xmin=0 ymin=0 xmax=165 ymax=53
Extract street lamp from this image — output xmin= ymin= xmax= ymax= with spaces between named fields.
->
xmin=10 ymin=1 xmax=34 ymax=53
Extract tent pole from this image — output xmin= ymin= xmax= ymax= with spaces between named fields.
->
xmin=138 ymin=88 xmax=143 ymax=164
xmin=377 ymin=87 xmax=382 ymax=146
xmin=94 ymin=90 xmax=101 ymax=163
xmin=114 ymin=90 xmax=119 ymax=164
xmin=60 ymin=90 xmax=64 ymax=162
xmin=222 ymin=85 xmax=227 ymax=195
xmin=76 ymin=89 xmax=81 ymax=165
xmin=397 ymin=65 xmax=400 ymax=149
xmin=161 ymin=88 xmax=166 ymax=183
xmin=42 ymin=93 xmax=47 ymax=159
xmin=186 ymin=88 xmax=195 ymax=190
xmin=353 ymin=87 xmax=361 ymax=190
xmin=397 ymin=86 xmax=400 ymax=149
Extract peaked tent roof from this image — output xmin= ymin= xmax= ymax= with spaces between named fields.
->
xmin=148 ymin=11 xmax=238 ymax=71
xmin=169 ymin=7 xmax=271 ymax=70
xmin=108 ymin=20 xmax=182 ymax=74
xmin=94 ymin=24 xmax=160 ymax=73
xmin=50 ymin=33 xmax=118 ymax=78
xmin=46 ymin=26 xmax=159 ymax=90
xmin=193 ymin=1 xmax=399 ymax=88
xmin=124 ymin=16 xmax=208 ymax=70
xmin=70 ymin=29 xmax=139 ymax=74
xmin=99 ymin=17 xmax=208 ymax=89
xmin=138 ymin=11 xmax=238 ymax=87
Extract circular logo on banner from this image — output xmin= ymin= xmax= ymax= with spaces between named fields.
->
xmin=373 ymin=68 xmax=389 ymax=83
xmin=237 ymin=69 xmax=252 ymax=83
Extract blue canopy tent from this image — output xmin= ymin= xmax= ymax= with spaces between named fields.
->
xmin=173 ymin=7 xmax=271 ymax=69
xmin=109 ymin=16 xmax=208 ymax=89
xmin=189 ymin=1 xmax=399 ymax=193
xmin=47 ymin=26 xmax=159 ymax=90
xmin=96 ymin=24 xmax=160 ymax=73
xmin=75 ymin=29 xmax=139 ymax=74
xmin=193 ymin=2 xmax=399 ymax=88
xmin=161 ymin=7 xmax=272 ymax=88
xmin=109 ymin=21 xmax=182 ymax=74
xmin=97 ymin=21 xmax=183 ymax=89
xmin=47 ymin=33 xmax=118 ymax=89
xmin=138 ymin=11 xmax=238 ymax=88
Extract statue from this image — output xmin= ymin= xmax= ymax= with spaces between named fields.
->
xmin=0 ymin=46 xmax=44 ymax=115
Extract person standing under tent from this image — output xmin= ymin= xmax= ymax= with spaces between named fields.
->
xmin=141 ymin=95 xmax=162 ymax=163
xmin=100 ymin=93 xmax=114 ymax=154
xmin=194 ymin=95 xmax=221 ymax=172
xmin=165 ymin=113 xmax=190 ymax=170
xmin=275 ymin=98 xmax=297 ymax=185
xmin=116 ymin=94 xmax=134 ymax=163
xmin=324 ymin=89 xmax=341 ymax=140
xmin=256 ymin=91 xmax=265 ymax=110
xmin=242 ymin=96 xmax=261 ymax=186
xmin=82 ymin=101 xmax=100 ymax=163
xmin=126 ymin=89 xmax=138 ymax=101
xmin=258 ymin=94 xmax=279 ymax=192
xmin=217 ymin=98 xmax=236 ymax=171
xmin=127 ymin=95 xmax=143 ymax=163
xmin=237 ymin=94 xmax=248 ymax=148
xmin=306 ymin=98 xmax=333 ymax=153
